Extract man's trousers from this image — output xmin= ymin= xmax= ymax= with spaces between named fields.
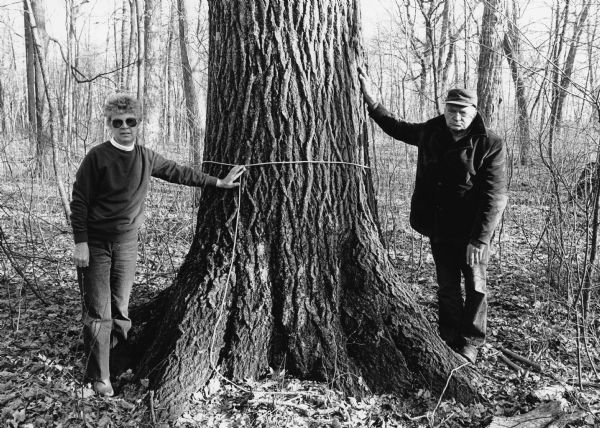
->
xmin=430 ymin=240 xmax=489 ymax=348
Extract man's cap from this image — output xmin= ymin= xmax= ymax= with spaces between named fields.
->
xmin=445 ymin=88 xmax=477 ymax=108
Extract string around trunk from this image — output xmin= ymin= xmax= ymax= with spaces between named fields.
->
xmin=206 ymin=158 xmax=371 ymax=391
xmin=202 ymin=159 xmax=371 ymax=169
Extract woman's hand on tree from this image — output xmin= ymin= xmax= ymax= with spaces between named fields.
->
xmin=217 ymin=165 xmax=247 ymax=189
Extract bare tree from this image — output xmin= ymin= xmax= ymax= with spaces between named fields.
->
xmin=0 ymin=80 xmax=5 ymax=133
xmin=143 ymin=0 xmax=162 ymax=142
xmin=177 ymin=0 xmax=202 ymax=168
xmin=23 ymin=0 xmax=48 ymax=173
xmin=134 ymin=0 xmax=144 ymax=123
xmin=476 ymin=0 xmax=503 ymax=128
xmin=503 ymin=0 xmax=531 ymax=165
xmin=22 ymin=0 xmax=70 ymax=221
xmin=117 ymin=0 xmax=131 ymax=89
xmin=547 ymin=0 xmax=591 ymax=158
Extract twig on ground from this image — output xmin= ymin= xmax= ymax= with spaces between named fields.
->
xmin=499 ymin=346 xmax=542 ymax=372
xmin=498 ymin=354 xmax=524 ymax=372
xmin=567 ymin=380 xmax=600 ymax=388
xmin=429 ymin=361 xmax=470 ymax=425
xmin=249 ymin=398 xmax=312 ymax=417
xmin=498 ymin=346 xmax=600 ymax=388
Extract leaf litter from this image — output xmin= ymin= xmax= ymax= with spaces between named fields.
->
xmin=0 ymin=183 xmax=599 ymax=427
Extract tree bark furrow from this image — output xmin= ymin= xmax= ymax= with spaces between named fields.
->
xmin=138 ymin=0 xmax=479 ymax=421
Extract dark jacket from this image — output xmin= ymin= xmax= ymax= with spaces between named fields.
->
xmin=369 ymin=104 xmax=508 ymax=245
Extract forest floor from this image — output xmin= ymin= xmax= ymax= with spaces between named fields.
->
xmin=1 ymin=178 xmax=600 ymax=427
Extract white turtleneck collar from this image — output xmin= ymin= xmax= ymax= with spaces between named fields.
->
xmin=109 ymin=137 xmax=135 ymax=152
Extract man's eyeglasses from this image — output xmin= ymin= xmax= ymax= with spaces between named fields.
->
xmin=111 ymin=118 xmax=138 ymax=128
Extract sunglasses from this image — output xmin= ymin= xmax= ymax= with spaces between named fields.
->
xmin=111 ymin=117 xmax=138 ymax=128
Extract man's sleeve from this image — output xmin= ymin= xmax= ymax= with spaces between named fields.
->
xmin=149 ymin=149 xmax=218 ymax=187
xmin=368 ymin=104 xmax=423 ymax=146
xmin=70 ymin=154 xmax=94 ymax=244
xmin=470 ymin=138 xmax=509 ymax=246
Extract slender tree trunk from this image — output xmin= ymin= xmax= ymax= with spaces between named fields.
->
xmin=118 ymin=0 xmax=127 ymax=88
xmin=476 ymin=0 xmax=503 ymax=128
xmin=24 ymin=0 xmax=37 ymax=140
xmin=0 ymin=80 xmax=5 ymax=133
xmin=162 ymin=4 xmax=174 ymax=147
xmin=135 ymin=0 xmax=477 ymax=421
xmin=436 ymin=0 xmax=451 ymax=99
xmin=463 ymin=0 xmax=469 ymax=88
xmin=503 ymin=0 xmax=531 ymax=166
xmin=2 ymin=27 xmax=17 ymax=135
xmin=548 ymin=1 xmax=590 ymax=153
xmin=143 ymin=0 xmax=162 ymax=144
xmin=177 ymin=0 xmax=202 ymax=168
xmin=23 ymin=0 xmax=48 ymax=174
xmin=23 ymin=0 xmax=70 ymax=221
xmin=546 ymin=0 xmax=569 ymax=159
xmin=126 ymin=0 xmax=135 ymax=89
xmin=134 ymin=0 xmax=145 ymax=135
xmin=64 ymin=0 xmax=75 ymax=160
xmin=420 ymin=1 xmax=440 ymax=114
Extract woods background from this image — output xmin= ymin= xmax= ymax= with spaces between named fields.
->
xmin=1 ymin=0 xmax=600 ymax=426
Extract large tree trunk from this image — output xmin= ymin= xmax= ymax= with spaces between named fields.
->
xmin=136 ymin=0 xmax=478 ymax=421
xmin=476 ymin=0 xmax=503 ymax=128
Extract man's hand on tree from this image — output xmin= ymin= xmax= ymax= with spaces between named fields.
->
xmin=73 ymin=242 xmax=89 ymax=267
xmin=357 ymin=66 xmax=378 ymax=108
xmin=217 ymin=165 xmax=247 ymax=189
xmin=466 ymin=242 xmax=485 ymax=266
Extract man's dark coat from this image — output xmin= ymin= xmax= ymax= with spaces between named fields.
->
xmin=369 ymin=104 xmax=508 ymax=246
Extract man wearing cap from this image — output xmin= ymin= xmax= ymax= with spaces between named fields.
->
xmin=357 ymin=67 xmax=507 ymax=363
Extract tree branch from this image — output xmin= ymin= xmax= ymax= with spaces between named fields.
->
xmin=48 ymin=37 xmax=135 ymax=83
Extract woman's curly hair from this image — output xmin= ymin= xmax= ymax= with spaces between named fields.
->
xmin=103 ymin=93 xmax=142 ymax=123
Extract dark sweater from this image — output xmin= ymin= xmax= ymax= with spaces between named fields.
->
xmin=70 ymin=141 xmax=217 ymax=243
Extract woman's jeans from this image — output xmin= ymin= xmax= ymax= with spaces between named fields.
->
xmin=430 ymin=240 xmax=489 ymax=348
xmin=79 ymin=239 xmax=137 ymax=380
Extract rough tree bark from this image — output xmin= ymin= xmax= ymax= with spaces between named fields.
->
xmin=136 ymin=0 xmax=478 ymax=421
xmin=476 ymin=0 xmax=503 ymax=128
